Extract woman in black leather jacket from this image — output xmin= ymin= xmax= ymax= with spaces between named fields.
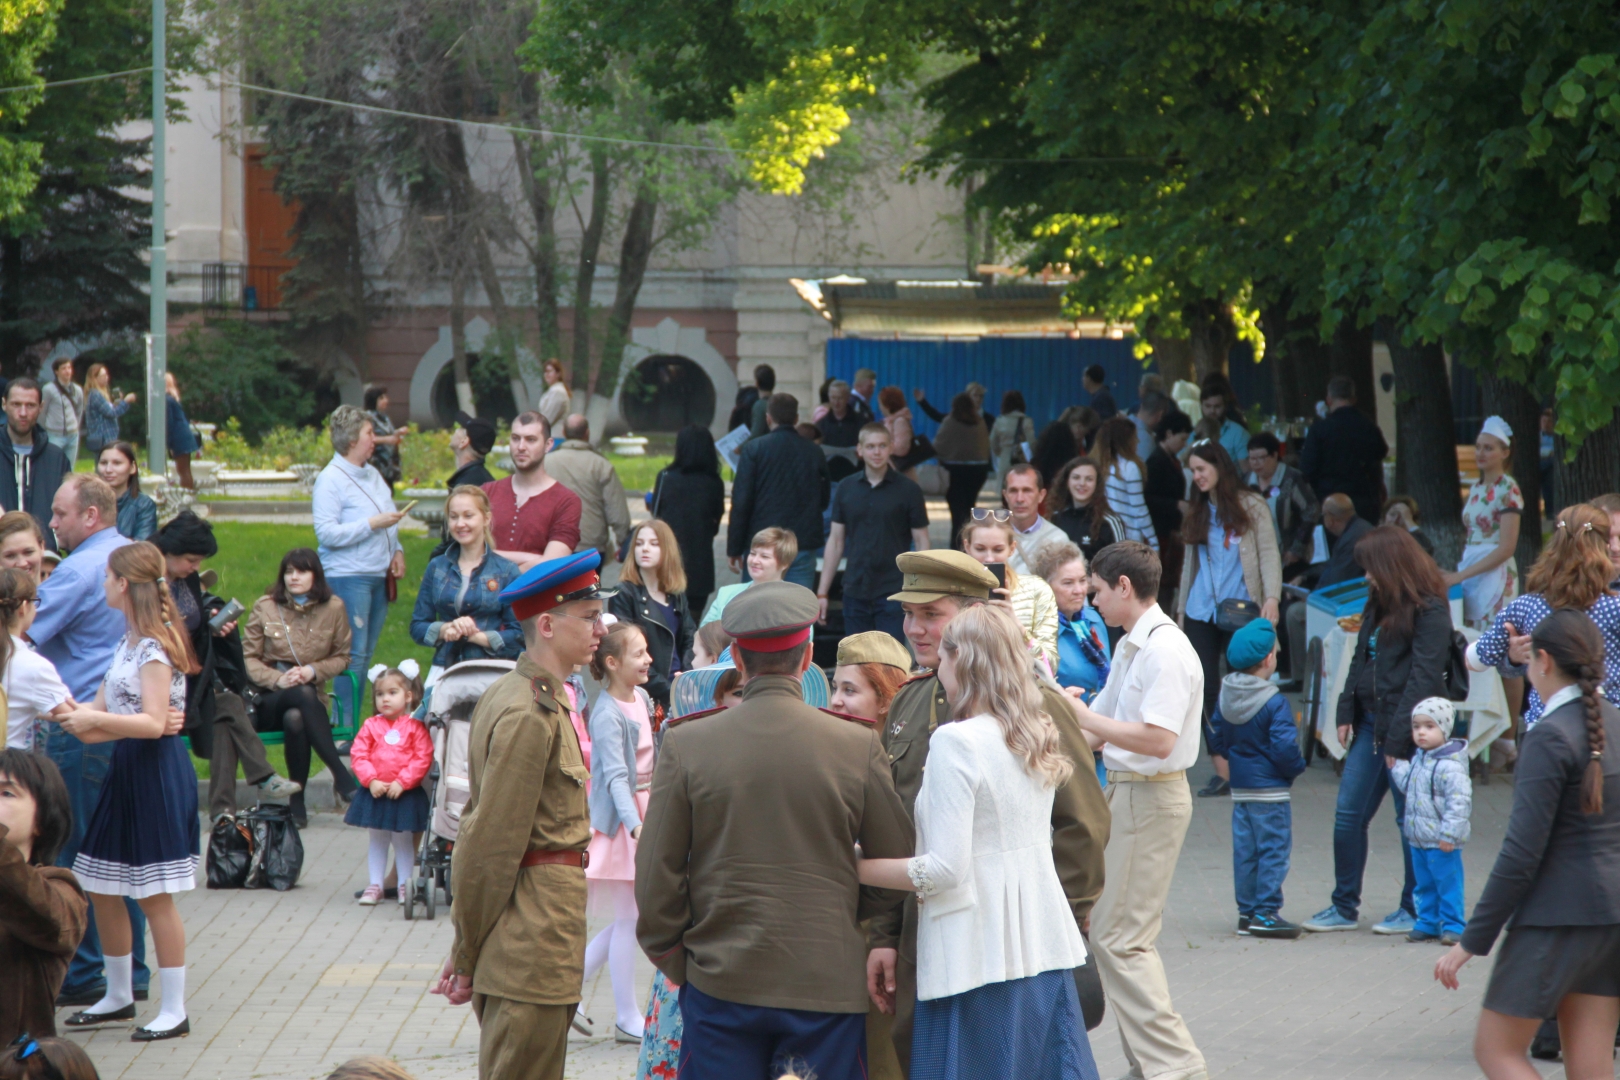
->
xmin=1304 ymin=526 xmax=1453 ymax=936
xmin=606 ymin=519 xmax=695 ymax=709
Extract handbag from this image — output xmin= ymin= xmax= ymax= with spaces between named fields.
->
xmin=1215 ymin=598 xmax=1261 ymax=633
xmin=205 ymin=814 xmax=253 ymax=889
xmin=1443 ymin=628 xmax=1470 ymax=701
xmin=242 ymin=803 xmax=304 ymax=891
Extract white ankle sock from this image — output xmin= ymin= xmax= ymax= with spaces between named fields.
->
xmin=149 ymin=966 xmax=187 ymax=1031
xmin=89 ymin=952 xmax=134 ymax=1014
xmin=91 ymin=953 xmax=134 ymax=1014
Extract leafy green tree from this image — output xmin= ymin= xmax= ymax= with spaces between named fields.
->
xmin=0 ymin=0 xmax=58 ymax=226
xmin=167 ymin=319 xmax=317 ymax=438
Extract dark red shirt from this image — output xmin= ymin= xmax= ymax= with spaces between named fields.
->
xmin=482 ymin=477 xmax=583 ymax=557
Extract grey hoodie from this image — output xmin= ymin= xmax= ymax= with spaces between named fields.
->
xmin=1218 ymin=672 xmax=1279 ymax=725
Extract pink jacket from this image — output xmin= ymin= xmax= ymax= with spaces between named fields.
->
xmin=350 ymin=714 xmax=434 ymax=790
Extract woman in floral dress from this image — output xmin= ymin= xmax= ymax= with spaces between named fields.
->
xmin=1446 ymin=416 xmax=1523 ymax=629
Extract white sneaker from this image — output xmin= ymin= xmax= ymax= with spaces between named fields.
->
xmin=256 ymin=774 xmax=302 ymax=798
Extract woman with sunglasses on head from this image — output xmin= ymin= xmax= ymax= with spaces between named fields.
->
xmin=1176 ymin=440 xmax=1281 ymax=798
xmin=960 ymin=512 xmax=1059 ymax=669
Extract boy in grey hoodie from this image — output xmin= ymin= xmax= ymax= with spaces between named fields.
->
xmin=1388 ymin=697 xmax=1471 ymax=944
xmin=1208 ymin=619 xmax=1307 ymax=939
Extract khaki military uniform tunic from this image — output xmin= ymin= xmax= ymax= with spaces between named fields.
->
xmin=450 ymin=655 xmax=591 ymax=1080
xmin=636 ymin=673 xmax=914 ymax=1013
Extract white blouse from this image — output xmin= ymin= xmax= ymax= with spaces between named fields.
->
xmin=907 ymin=714 xmax=1086 ymax=1001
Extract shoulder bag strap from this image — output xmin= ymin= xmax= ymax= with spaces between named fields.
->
xmin=338 ymin=467 xmax=403 ymax=555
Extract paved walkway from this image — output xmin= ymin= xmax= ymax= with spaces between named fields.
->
xmin=63 ymin=757 xmax=1586 ymax=1080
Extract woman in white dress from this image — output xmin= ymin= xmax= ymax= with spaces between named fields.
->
xmin=1446 ymin=416 xmax=1523 ymax=629
xmin=858 ymin=604 xmax=1098 ymax=1080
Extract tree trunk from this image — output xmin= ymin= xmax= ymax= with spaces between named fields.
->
xmin=1259 ymin=296 xmax=1323 ymax=422
xmin=1144 ymin=331 xmax=1194 ymax=388
xmin=575 ymin=149 xmax=612 ymax=402
xmin=1328 ymin=319 xmax=1376 ymax=424
xmin=513 ymin=134 xmax=563 ymax=378
xmin=597 ymin=187 xmax=658 ymax=401
xmin=1553 ymin=416 xmax=1620 ymax=508
xmin=1184 ymin=298 xmax=1236 ymax=383
xmin=1389 ymin=336 xmax=1464 ymax=568
xmin=450 ymin=269 xmax=475 ymax=415
xmin=1480 ymin=368 xmax=1544 ymax=578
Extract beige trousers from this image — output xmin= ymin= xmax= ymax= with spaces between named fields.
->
xmin=1090 ymin=777 xmax=1207 ymax=1080
xmin=471 ymin=994 xmax=573 ymax=1080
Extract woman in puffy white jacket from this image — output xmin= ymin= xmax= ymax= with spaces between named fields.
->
xmin=859 ymin=604 xmax=1100 ymax=1080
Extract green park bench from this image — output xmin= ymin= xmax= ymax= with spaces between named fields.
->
xmin=184 ymin=670 xmax=366 ymax=754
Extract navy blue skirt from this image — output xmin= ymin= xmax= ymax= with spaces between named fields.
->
xmin=911 ymin=968 xmax=1100 ymax=1080
xmin=344 ymin=786 xmax=430 ymax=833
xmin=74 ymin=735 xmax=200 ymax=897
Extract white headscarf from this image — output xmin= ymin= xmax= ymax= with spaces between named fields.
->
xmin=1479 ymin=415 xmax=1512 ymax=448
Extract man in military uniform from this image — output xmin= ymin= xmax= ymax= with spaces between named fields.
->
xmin=868 ymin=549 xmax=1112 ymax=1072
xmin=433 ymin=550 xmax=609 ymax=1080
xmin=636 ymin=581 xmax=914 ymax=1080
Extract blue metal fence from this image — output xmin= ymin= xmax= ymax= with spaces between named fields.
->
xmin=824 ymin=336 xmax=1269 ymax=437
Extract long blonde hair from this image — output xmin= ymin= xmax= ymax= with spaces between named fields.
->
xmin=108 ymin=542 xmax=200 ymax=675
xmin=84 ymin=362 xmax=113 ymax=403
xmin=446 ymin=484 xmax=495 ymax=552
xmin=618 ymin=519 xmax=688 ymax=595
xmin=940 ymin=604 xmax=1072 ymax=787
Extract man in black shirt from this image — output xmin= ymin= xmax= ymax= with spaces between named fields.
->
xmin=1083 ymin=363 xmax=1117 ymax=420
xmin=815 ymin=380 xmax=866 ymax=448
xmin=816 ymin=423 xmax=930 ymax=644
xmin=1299 ymin=376 xmax=1389 ymax=525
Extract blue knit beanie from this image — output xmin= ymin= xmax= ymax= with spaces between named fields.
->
xmin=1226 ymin=619 xmax=1277 ymax=671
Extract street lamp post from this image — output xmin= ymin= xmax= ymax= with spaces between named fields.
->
xmin=147 ymin=0 xmax=167 ymax=476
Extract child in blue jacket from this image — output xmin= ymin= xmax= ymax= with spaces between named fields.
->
xmin=1208 ymin=619 xmax=1308 ymax=939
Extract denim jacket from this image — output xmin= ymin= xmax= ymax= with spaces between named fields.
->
xmin=409 ymin=545 xmax=523 ymax=668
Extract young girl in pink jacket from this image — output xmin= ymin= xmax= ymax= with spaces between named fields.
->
xmin=345 ymin=663 xmax=432 ymax=906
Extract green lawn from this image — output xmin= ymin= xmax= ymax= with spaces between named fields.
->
xmin=190 ymin=521 xmax=442 ymax=780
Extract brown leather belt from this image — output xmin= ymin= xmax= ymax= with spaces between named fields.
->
xmin=520 ymin=849 xmax=589 ymax=870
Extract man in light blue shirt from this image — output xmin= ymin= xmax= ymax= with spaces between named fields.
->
xmin=30 ymin=474 xmax=146 ymax=1004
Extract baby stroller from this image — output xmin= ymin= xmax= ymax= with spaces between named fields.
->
xmin=404 ymin=658 xmax=515 ymax=920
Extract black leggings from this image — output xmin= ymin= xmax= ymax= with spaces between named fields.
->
xmin=254 ymin=684 xmax=357 ymax=797
xmin=943 ymin=464 xmax=991 ymax=546
xmin=1183 ymin=617 xmax=1233 ymax=737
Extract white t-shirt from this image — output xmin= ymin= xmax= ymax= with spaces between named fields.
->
xmin=5 ymin=634 xmax=71 ymax=749
xmin=1091 ymin=605 xmax=1204 ymax=775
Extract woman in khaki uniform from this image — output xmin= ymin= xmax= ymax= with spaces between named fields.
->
xmin=243 ymin=548 xmax=357 ymax=825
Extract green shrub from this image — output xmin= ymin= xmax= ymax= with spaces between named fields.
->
xmin=168 ymin=320 xmax=322 ymax=440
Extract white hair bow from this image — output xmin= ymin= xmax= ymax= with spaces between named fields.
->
xmin=398 ymin=658 xmax=421 ymax=680
xmin=367 ymin=663 xmax=388 ymax=684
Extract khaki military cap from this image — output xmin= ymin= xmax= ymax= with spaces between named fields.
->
xmin=889 ymin=550 xmax=998 ymax=603
xmin=722 ymin=580 xmax=820 ymax=652
xmin=836 ymin=631 xmax=914 ymax=673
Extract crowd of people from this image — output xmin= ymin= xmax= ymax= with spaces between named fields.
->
xmin=1 ymin=356 xmax=1619 ymax=1080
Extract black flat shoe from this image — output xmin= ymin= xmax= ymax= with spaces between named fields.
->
xmin=65 ymin=1004 xmax=137 ymax=1027
xmin=132 ymin=1018 xmax=190 ymax=1041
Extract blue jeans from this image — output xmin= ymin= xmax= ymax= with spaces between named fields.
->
xmin=47 ymin=432 xmax=78 ymax=465
xmin=1232 ymin=801 xmax=1292 ymax=917
xmin=841 ymin=594 xmax=906 ymax=643
xmin=1330 ymin=721 xmax=1416 ymax=920
xmin=39 ymin=725 xmax=148 ymax=994
xmin=327 ymin=575 xmax=389 ymax=679
xmin=1411 ymin=846 xmax=1466 ymax=935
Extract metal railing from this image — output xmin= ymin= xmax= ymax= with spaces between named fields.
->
xmin=200 ymin=262 xmax=287 ymax=310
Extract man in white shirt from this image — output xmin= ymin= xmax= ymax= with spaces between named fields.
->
xmin=1069 ymin=540 xmax=1208 ymax=1080
xmin=1002 ymin=464 xmax=1067 ymax=575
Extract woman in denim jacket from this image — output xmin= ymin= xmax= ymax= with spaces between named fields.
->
xmin=409 ymin=485 xmax=522 ymax=686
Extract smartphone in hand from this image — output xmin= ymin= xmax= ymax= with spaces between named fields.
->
xmin=986 ymin=562 xmax=1007 ymax=590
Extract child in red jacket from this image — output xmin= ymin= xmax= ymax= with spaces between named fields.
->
xmin=345 ymin=663 xmax=432 ymax=906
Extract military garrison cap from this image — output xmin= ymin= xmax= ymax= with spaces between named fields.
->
xmin=888 ymin=550 xmax=998 ymax=603
xmin=836 ymin=631 xmax=914 ymax=673
xmin=722 ymin=580 xmax=819 ymax=652
xmin=500 ymin=549 xmax=615 ymax=620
